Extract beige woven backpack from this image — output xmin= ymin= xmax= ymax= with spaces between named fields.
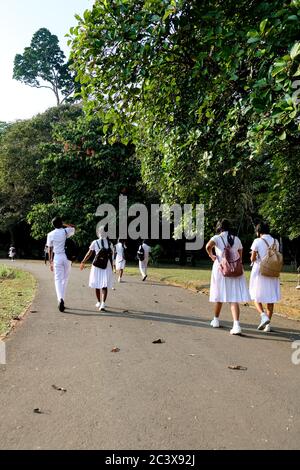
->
xmin=259 ymin=238 xmax=283 ymax=278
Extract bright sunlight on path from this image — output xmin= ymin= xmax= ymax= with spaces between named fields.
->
xmin=0 ymin=260 xmax=300 ymax=450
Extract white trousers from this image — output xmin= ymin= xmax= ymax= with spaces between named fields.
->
xmin=53 ymin=254 xmax=71 ymax=302
xmin=139 ymin=260 xmax=148 ymax=278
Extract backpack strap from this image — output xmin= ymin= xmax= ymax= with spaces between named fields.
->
xmin=220 ymin=236 xmax=227 ymax=248
xmin=261 ymin=237 xmax=270 ymax=248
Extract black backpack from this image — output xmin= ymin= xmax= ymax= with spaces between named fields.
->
xmin=64 ymin=229 xmax=79 ymax=262
xmin=93 ymin=239 xmax=112 ymax=269
xmin=137 ymin=244 xmax=145 ymax=261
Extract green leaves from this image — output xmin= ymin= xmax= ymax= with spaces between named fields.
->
xmin=290 ymin=41 xmax=300 ymax=60
xmin=68 ymin=0 xmax=300 ymax=237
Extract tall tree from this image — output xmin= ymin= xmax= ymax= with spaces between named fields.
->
xmin=70 ymin=0 xmax=300 ymax=238
xmin=27 ymin=113 xmax=145 ymax=245
xmin=13 ymin=28 xmax=75 ymax=105
xmin=0 ymin=105 xmax=79 ymax=242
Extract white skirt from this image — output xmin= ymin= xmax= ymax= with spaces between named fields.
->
xmin=209 ymin=260 xmax=250 ymax=303
xmin=115 ymin=256 xmax=126 ymax=270
xmin=249 ymin=262 xmax=281 ymax=303
xmin=89 ymin=261 xmax=113 ymax=289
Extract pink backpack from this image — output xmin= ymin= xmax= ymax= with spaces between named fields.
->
xmin=219 ymin=236 xmax=244 ymax=277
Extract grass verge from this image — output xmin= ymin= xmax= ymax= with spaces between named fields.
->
xmin=125 ymin=264 xmax=300 ymax=320
xmin=0 ymin=265 xmax=36 ymax=338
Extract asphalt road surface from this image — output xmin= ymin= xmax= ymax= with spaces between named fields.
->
xmin=0 ymin=260 xmax=299 ymax=450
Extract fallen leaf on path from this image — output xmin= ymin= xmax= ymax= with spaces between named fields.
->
xmin=33 ymin=408 xmax=44 ymax=414
xmin=152 ymin=339 xmax=165 ymax=344
xmin=111 ymin=347 xmax=120 ymax=352
xmin=52 ymin=384 xmax=67 ymax=393
xmin=13 ymin=316 xmax=20 ymax=321
xmin=228 ymin=365 xmax=247 ymax=370
xmin=188 ymin=354 xmax=196 ymax=357
xmin=122 ymin=310 xmax=129 ymax=313
xmin=30 ymin=310 xmax=38 ymax=313
xmin=154 ymin=301 xmax=159 ymax=303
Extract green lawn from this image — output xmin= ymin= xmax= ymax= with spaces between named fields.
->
xmin=0 ymin=265 xmax=36 ymax=337
xmin=125 ymin=263 xmax=300 ymax=320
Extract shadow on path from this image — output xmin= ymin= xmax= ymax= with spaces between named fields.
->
xmin=64 ymin=307 xmax=300 ymax=343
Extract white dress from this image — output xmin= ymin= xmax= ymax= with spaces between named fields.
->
xmin=89 ymin=238 xmax=113 ymax=289
xmin=115 ymin=242 xmax=126 ymax=270
xmin=139 ymin=243 xmax=151 ymax=276
xmin=249 ymin=235 xmax=281 ymax=303
xmin=209 ymin=232 xmax=250 ymax=303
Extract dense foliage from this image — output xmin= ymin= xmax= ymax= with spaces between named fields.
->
xmin=70 ymin=0 xmax=300 ymax=238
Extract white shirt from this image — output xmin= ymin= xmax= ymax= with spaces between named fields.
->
xmin=115 ymin=242 xmax=126 ymax=261
xmin=140 ymin=242 xmax=151 ymax=262
xmin=89 ymin=238 xmax=112 ymax=253
xmin=210 ymin=232 xmax=243 ymax=260
xmin=47 ymin=227 xmax=75 ymax=255
xmin=251 ymin=234 xmax=279 ymax=264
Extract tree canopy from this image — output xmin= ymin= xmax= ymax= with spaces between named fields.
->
xmin=13 ymin=28 xmax=76 ymax=105
xmin=69 ymin=0 xmax=300 ymax=238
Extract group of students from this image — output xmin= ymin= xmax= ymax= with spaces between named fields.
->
xmin=46 ymin=216 xmax=282 ymax=335
xmin=46 ymin=217 xmax=151 ymax=312
xmin=206 ymin=219 xmax=282 ymax=335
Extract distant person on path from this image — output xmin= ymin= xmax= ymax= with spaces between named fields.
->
xmin=115 ymin=239 xmax=127 ymax=282
xmin=206 ymin=219 xmax=250 ymax=335
xmin=137 ymin=240 xmax=151 ymax=281
xmin=44 ymin=244 xmax=49 ymax=265
xmin=47 ymin=217 xmax=75 ymax=312
xmin=249 ymin=222 xmax=282 ymax=332
xmin=8 ymin=246 xmax=16 ymax=261
xmin=80 ymin=226 xmax=113 ymax=311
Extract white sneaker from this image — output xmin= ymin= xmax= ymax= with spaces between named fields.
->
xmin=257 ymin=314 xmax=270 ymax=330
xmin=264 ymin=323 xmax=271 ymax=332
xmin=118 ymin=277 xmax=122 ymax=283
xmin=99 ymin=302 xmax=106 ymax=311
xmin=95 ymin=302 xmax=101 ymax=308
xmin=230 ymin=324 xmax=242 ymax=335
xmin=210 ymin=318 xmax=220 ymax=328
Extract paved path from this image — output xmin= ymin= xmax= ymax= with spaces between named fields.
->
xmin=0 ymin=260 xmax=300 ymax=449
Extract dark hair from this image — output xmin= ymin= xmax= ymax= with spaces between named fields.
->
xmin=52 ymin=216 xmax=63 ymax=229
xmin=216 ymin=219 xmax=234 ymax=247
xmin=255 ymin=222 xmax=270 ymax=236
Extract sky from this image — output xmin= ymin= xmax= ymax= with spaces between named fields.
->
xmin=0 ymin=0 xmax=93 ymax=122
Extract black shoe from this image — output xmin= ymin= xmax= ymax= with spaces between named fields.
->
xmin=142 ymin=275 xmax=147 ymax=281
xmin=58 ymin=299 xmax=65 ymax=312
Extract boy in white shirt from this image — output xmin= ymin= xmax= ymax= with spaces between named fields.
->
xmin=47 ymin=216 xmax=75 ymax=312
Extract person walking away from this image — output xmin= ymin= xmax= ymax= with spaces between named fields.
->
xmin=80 ymin=226 xmax=113 ymax=311
xmin=137 ymin=240 xmax=151 ymax=281
xmin=44 ymin=244 xmax=49 ymax=265
xmin=8 ymin=246 xmax=16 ymax=262
xmin=206 ymin=219 xmax=250 ymax=335
xmin=47 ymin=217 xmax=75 ymax=312
xmin=249 ymin=222 xmax=282 ymax=332
xmin=115 ymin=239 xmax=127 ymax=282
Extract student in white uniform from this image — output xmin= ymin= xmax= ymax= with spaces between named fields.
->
xmin=115 ymin=239 xmax=127 ymax=282
xmin=206 ymin=219 xmax=250 ymax=335
xmin=8 ymin=246 xmax=16 ymax=261
xmin=47 ymin=217 xmax=75 ymax=312
xmin=80 ymin=226 xmax=113 ymax=311
xmin=250 ymin=222 xmax=281 ymax=332
xmin=137 ymin=240 xmax=151 ymax=281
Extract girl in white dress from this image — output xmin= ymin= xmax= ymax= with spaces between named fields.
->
xmin=80 ymin=226 xmax=113 ymax=311
xmin=206 ymin=219 xmax=250 ymax=335
xmin=250 ymin=222 xmax=281 ymax=332
xmin=115 ymin=239 xmax=126 ymax=282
